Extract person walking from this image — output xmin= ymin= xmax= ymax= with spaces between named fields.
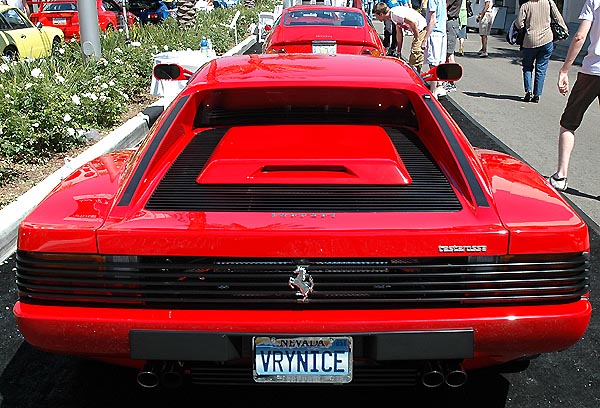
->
xmin=374 ymin=2 xmax=428 ymax=72
xmin=422 ymin=0 xmax=447 ymax=98
xmin=548 ymin=0 xmax=599 ymax=191
xmin=476 ymin=0 xmax=493 ymax=57
xmin=442 ymin=0 xmax=461 ymax=92
xmin=457 ymin=0 xmax=468 ymax=56
xmin=515 ymin=0 xmax=568 ymax=103
xmin=445 ymin=0 xmax=461 ymax=63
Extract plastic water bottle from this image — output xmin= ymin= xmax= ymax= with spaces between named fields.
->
xmin=207 ymin=38 xmax=212 ymax=52
xmin=200 ymin=36 xmax=208 ymax=55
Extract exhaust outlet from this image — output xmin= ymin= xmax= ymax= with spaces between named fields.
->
xmin=421 ymin=361 xmax=445 ymax=388
xmin=137 ymin=362 xmax=160 ymax=388
xmin=161 ymin=361 xmax=184 ymax=388
xmin=445 ymin=364 xmax=468 ymax=388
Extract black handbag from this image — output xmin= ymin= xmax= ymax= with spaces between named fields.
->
xmin=549 ymin=0 xmax=569 ymax=42
xmin=466 ymin=1 xmax=474 ymax=18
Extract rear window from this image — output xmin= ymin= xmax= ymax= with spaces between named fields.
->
xmin=192 ymin=87 xmax=416 ymax=128
xmin=43 ymin=3 xmax=77 ymax=11
xmin=283 ymin=10 xmax=364 ymax=27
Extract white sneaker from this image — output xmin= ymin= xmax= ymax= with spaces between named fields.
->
xmin=435 ymin=87 xmax=447 ymax=98
xmin=479 ymin=52 xmax=489 ymax=58
xmin=548 ymin=173 xmax=568 ymax=191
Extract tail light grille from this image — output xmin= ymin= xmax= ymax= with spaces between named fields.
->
xmin=16 ymin=252 xmax=590 ymax=309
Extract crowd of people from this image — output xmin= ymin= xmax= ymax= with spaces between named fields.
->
xmin=366 ymin=0 xmax=598 ymax=194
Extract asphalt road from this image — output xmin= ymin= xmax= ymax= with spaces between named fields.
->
xmin=0 ymin=91 xmax=597 ymax=407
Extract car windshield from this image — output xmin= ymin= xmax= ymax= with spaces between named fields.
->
xmin=284 ymin=10 xmax=364 ymax=27
xmin=42 ymin=3 xmax=77 ymax=11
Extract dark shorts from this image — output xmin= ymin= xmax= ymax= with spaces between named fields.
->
xmin=560 ymin=72 xmax=600 ymax=131
xmin=446 ymin=19 xmax=460 ymax=55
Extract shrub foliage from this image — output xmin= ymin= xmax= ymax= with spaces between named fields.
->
xmin=0 ymin=1 xmax=276 ymax=179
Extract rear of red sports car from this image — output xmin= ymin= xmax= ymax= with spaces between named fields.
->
xmin=14 ymin=54 xmax=590 ymax=388
xmin=262 ymin=6 xmax=385 ymax=56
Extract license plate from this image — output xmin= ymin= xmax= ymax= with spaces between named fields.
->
xmin=253 ymin=336 xmax=352 ymax=383
xmin=312 ymin=43 xmax=336 ymax=54
xmin=53 ymin=18 xmax=66 ymax=25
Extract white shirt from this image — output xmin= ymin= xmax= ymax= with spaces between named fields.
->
xmin=579 ymin=0 xmax=600 ymax=75
xmin=390 ymin=5 xmax=427 ymax=32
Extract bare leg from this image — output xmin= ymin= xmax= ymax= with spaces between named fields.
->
xmin=556 ymin=126 xmax=575 ymax=178
xmin=481 ymin=35 xmax=488 ymax=53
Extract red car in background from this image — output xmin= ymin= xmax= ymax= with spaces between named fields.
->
xmin=262 ymin=5 xmax=385 ymax=56
xmin=29 ymin=0 xmax=137 ymax=40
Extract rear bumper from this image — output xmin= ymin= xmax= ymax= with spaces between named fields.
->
xmin=14 ymin=300 xmax=591 ymax=369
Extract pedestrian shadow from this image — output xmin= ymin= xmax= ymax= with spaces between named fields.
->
xmin=460 ymin=91 xmax=524 ymax=102
xmin=560 ymin=187 xmax=600 ymax=201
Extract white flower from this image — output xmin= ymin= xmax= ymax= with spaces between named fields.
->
xmin=25 ymin=83 xmax=33 ymax=89
xmin=0 ymin=64 xmax=9 ymax=73
xmin=31 ymin=68 xmax=43 ymax=78
xmin=108 ymin=80 xmax=115 ymax=86
xmin=114 ymin=58 xmax=122 ymax=64
xmin=55 ymin=73 xmax=65 ymax=83
xmin=114 ymin=47 xmax=122 ymax=53
xmin=59 ymin=48 xmax=65 ymax=54
xmin=130 ymin=41 xmax=141 ymax=47
xmin=101 ymin=83 xmax=108 ymax=89
xmin=32 ymin=122 xmax=39 ymax=128
xmin=163 ymin=45 xmax=169 ymax=51
xmin=89 ymin=93 xmax=98 ymax=101
xmin=63 ymin=113 xmax=72 ymax=122
xmin=71 ymin=94 xmax=81 ymax=105
xmin=67 ymin=127 xmax=75 ymax=136
xmin=4 ymin=94 xmax=10 ymax=99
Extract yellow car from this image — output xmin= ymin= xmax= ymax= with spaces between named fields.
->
xmin=0 ymin=4 xmax=64 ymax=60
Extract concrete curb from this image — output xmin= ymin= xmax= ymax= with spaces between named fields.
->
xmin=0 ymin=35 xmax=258 ymax=262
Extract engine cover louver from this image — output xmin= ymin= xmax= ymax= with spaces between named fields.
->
xmin=145 ymin=127 xmax=462 ymax=212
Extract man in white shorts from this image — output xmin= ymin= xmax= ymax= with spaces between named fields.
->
xmin=422 ymin=0 xmax=447 ymax=98
xmin=476 ymin=0 xmax=493 ymax=57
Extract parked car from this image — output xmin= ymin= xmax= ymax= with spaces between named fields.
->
xmin=128 ymin=0 xmax=169 ymax=24
xmin=14 ymin=54 xmax=591 ymax=389
xmin=0 ymin=4 xmax=64 ymax=60
xmin=262 ymin=5 xmax=385 ymax=56
xmin=29 ymin=0 xmax=137 ymax=41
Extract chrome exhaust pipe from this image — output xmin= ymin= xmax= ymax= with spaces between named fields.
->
xmin=137 ymin=362 xmax=160 ymax=388
xmin=445 ymin=363 xmax=468 ymax=388
xmin=161 ymin=361 xmax=184 ymax=388
xmin=421 ymin=361 xmax=445 ymax=388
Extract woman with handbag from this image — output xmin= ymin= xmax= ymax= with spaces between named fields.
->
xmin=515 ymin=0 xmax=568 ymax=103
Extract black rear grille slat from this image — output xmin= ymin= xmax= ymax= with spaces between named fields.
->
xmin=145 ymin=127 xmax=462 ymax=212
xmin=16 ymin=252 xmax=590 ymax=309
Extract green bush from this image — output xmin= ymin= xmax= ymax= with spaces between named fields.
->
xmin=0 ymin=0 xmax=278 ymax=177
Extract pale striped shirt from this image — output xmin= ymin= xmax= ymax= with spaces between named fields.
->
xmin=515 ymin=0 xmax=567 ymax=49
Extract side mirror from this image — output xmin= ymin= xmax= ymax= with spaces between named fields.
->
xmin=153 ymin=63 xmax=193 ymax=81
xmin=421 ymin=63 xmax=463 ymax=82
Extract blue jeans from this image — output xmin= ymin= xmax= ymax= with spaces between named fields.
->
xmin=522 ymin=41 xmax=553 ymax=96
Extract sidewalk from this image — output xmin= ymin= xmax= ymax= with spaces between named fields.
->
xmin=439 ymin=34 xmax=600 ymax=233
